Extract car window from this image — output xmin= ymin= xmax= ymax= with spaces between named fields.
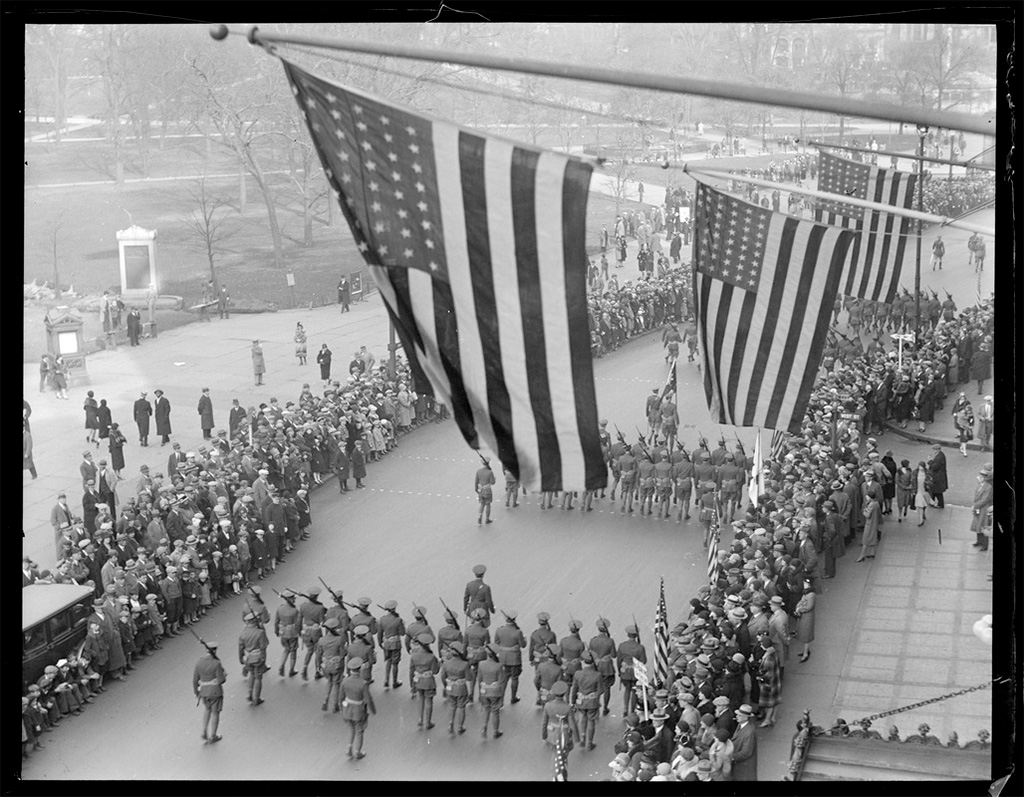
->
xmin=24 ymin=626 xmax=47 ymax=655
xmin=70 ymin=602 xmax=91 ymax=629
xmin=50 ymin=609 xmax=72 ymax=639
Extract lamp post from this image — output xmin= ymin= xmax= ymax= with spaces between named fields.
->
xmin=914 ymin=125 xmax=927 ymax=350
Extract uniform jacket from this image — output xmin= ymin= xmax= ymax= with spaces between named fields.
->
xmin=493 ymin=623 xmax=526 ymax=666
xmin=192 ymin=655 xmax=227 ymax=697
xmin=463 ymin=578 xmax=495 ymax=619
xmin=588 ymin=633 xmax=617 ymax=677
xmin=409 ymin=648 xmax=440 ymax=691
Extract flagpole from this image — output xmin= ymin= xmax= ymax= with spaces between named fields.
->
xmin=914 ymin=127 xmax=927 ymax=349
xmin=805 ymin=139 xmax=996 ymax=172
xmin=682 ymin=165 xmax=994 ymax=237
xmin=210 ymin=25 xmax=992 ymax=136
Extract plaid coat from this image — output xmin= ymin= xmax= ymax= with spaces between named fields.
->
xmin=757 ymin=646 xmax=782 ymax=709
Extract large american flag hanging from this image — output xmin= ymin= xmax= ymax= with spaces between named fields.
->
xmin=693 ymin=181 xmax=856 ymax=434
xmin=282 ymin=60 xmax=606 ymax=492
xmin=814 ymin=151 xmax=918 ymax=304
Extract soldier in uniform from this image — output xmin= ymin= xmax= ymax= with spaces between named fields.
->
xmin=441 ymin=641 xmax=471 ymax=734
xmin=710 ymin=438 xmax=729 ymax=467
xmin=463 ymin=564 xmax=495 ymax=628
xmin=273 ymin=589 xmax=301 ymax=677
xmin=238 ymin=611 xmax=269 ymax=706
xmin=718 ymin=452 xmax=743 ymax=524
xmin=474 ymin=458 xmax=496 ymax=525
xmin=528 ymin=611 xmax=557 ymax=697
xmin=542 ymin=681 xmax=579 ymax=750
xmin=693 ymin=451 xmax=716 ymax=506
xmin=340 ymin=657 xmax=376 ymax=759
xmin=616 ymin=624 xmax=646 ymax=717
xmin=683 ymin=318 xmax=699 ymax=361
xmin=406 ymin=606 xmax=434 ymax=655
xmin=588 ymin=618 xmax=617 ymax=716
xmin=437 ymin=606 xmax=464 ymax=660
xmin=654 ymin=452 xmax=674 ymax=519
xmin=409 ymin=633 xmax=441 ymax=728
xmin=324 ymin=589 xmax=352 ymax=643
xmin=192 ymin=641 xmax=227 ymax=743
xmin=350 ymin=597 xmax=378 ymax=638
xmin=347 ymin=625 xmax=376 ymax=683
xmin=559 ymin=619 xmax=586 ymax=685
xmin=570 ymin=651 xmax=602 ymax=750
xmin=607 ymin=432 xmax=627 ymax=500
xmin=637 ymin=448 xmax=657 ymax=516
xmin=464 ymin=608 xmax=491 ymax=701
xmin=493 ymin=610 xmax=527 ymax=704
xmin=316 ymin=617 xmax=347 ymax=712
xmin=698 ymin=482 xmax=718 ymax=548
xmin=618 ymin=445 xmax=638 ymax=514
xmin=299 ymin=587 xmax=327 ymax=680
xmin=503 ymin=466 xmax=520 ymax=508
xmin=378 ymin=600 xmax=405 ymax=689
xmin=645 ymin=388 xmax=662 ymax=444
xmin=534 ymin=644 xmax=564 ymax=706
xmin=478 ymin=643 xmax=506 ymax=739
xmin=673 ymin=449 xmax=695 ymax=521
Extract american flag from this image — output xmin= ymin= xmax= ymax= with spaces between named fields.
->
xmin=693 ymin=182 xmax=856 ymax=434
xmin=707 ymin=503 xmax=721 ymax=584
xmin=814 ymin=151 xmax=918 ymax=304
xmin=653 ymin=576 xmax=670 ymax=687
xmin=553 ymin=721 xmax=569 ymax=781
xmin=747 ymin=429 xmax=762 ymax=508
xmin=770 ymin=429 xmax=787 ymax=461
xmin=282 ymin=61 xmax=607 ymax=492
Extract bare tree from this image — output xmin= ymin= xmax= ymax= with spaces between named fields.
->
xmin=182 ymin=175 xmax=237 ymax=284
xmin=26 ymin=25 xmax=72 ymax=143
xmin=45 ymin=206 xmax=68 ymax=298
xmin=811 ymin=26 xmax=869 ymax=139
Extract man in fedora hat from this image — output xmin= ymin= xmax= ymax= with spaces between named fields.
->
xmin=730 ymin=704 xmax=758 ymax=780
xmin=971 ymin=463 xmax=994 ymax=552
xmin=192 ymin=640 xmax=226 ymax=743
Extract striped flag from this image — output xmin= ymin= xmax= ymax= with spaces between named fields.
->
xmin=814 ymin=151 xmax=918 ymax=304
xmin=693 ymin=181 xmax=857 ymax=434
xmin=748 ymin=429 xmax=762 ymax=508
xmin=707 ymin=504 xmax=721 ymax=584
xmin=770 ymin=429 xmax=786 ymax=461
xmin=553 ymin=721 xmax=569 ymax=781
xmin=653 ymin=577 xmax=670 ymax=688
xmin=282 ymin=60 xmax=606 ymax=492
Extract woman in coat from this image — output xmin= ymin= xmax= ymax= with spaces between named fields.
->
xmin=317 ymin=344 xmax=333 ymax=383
xmin=756 ymin=635 xmax=781 ymax=727
xmin=952 ymin=394 xmax=975 ymax=457
xmin=294 ymin=323 xmax=307 ymax=365
xmin=84 ymin=391 xmax=100 ymax=445
xmin=251 ymin=340 xmax=265 ymax=387
xmin=794 ymin=580 xmax=816 ymax=662
xmin=927 ymin=445 xmax=949 ymax=508
xmin=108 ymin=422 xmax=127 ymax=475
xmin=858 ymin=496 xmax=882 ymax=561
xmin=915 ymin=378 xmax=935 ymax=433
xmin=51 ymin=356 xmax=69 ymax=399
xmin=880 ymin=449 xmax=898 ymax=515
xmin=971 ymin=342 xmax=991 ymax=395
xmin=97 ymin=399 xmax=112 ymax=440
xmin=351 ymin=440 xmax=368 ymax=488
xmin=895 ymin=459 xmax=915 ymax=522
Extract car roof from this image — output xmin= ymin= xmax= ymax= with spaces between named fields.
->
xmin=23 ymin=584 xmax=95 ymax=632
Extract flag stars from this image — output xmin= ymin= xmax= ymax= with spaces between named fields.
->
xmin=330 ymin=109 xmax=341 ymax=121
xmin=412 ymin=162 xmax=422 ymax=173
xmin=406 ymin=126 xmax=416 ymax=136
xmin=338 ymin=150 xmax=350 ymax=162
xmin=425 ymin=239 xmax=435 ymax=250
xmin=368 ymin=181 xmax=379 ymax=192
xmin=380 ymin=115 xmax=390 ymax=125
xmin=397 ymin=208 xmax=409 ymax=219
xmin=403 ymin=248 xmax=414 ymax=259
xmin=356 ymin=121 xmax=368 ymax=132
xmin=429 ymin=261 xmax=439 ymax=272
xmin=361 ymin=141 xmax=373 ymax=152
xmin=366 ymin=161 xmax=377 ymax=171
xmin=374 ymin=221 xmax=385 ymax=233
xmin=352 ymin=104 xmax=363 ymax=114
xmin=371 ymin=201 xmax=382 ymax=213
xmin=333 ymin=128 xmax=344 ymax=139
xmin=394 ymin=189 xmax=404 ymax=200
xmin=415 ymin=182 xmax=426 ymax=193
xmin=391 ymin=171 xmax=401 ymax=181
xmin=378 ymin=244 xmax=389 ymax=256
xmin=384 ymin=133 xmax=393 ymax=143
xmin=387 ymin=152 xmax=398 ymax=162
xmin=400 ymin=228 xmax=412 ymax=238
xmin=357 ymin=241 xmax=369 ymax=252
xmin=305 ymin=97 xmax=316 ymax=109
xmin=325 ymin=92 xmax=337 ymax=103
xmin=420 ymin=220 xmax=432 ymax=230
xmin=409 ymin=143 xmax=420 ymax=154
xmin=417 ymin=201 xmax=428 ymax=212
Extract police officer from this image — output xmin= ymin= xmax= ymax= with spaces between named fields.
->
xmin=588 ymin=618 xmax=617 ymax=716
xmin=570 ymin=651 xmax=602 ymax=750
xmin=437 ymin=606 xmax=464 ymax=660
xmin=299 ymin=586 xmax=326 ymax=680
xmin=316 ymin=617 xmax=347 ymax=712
xmin=464 ymin=608 xmax=491 ymax=701
xmin=340 ymin=657 xmax=376 ymax=760
xmin=616 ymin=624 xmax=646 ymax=717
xmin=378 ymin=600 xmax=405 ymax=689
xmin=410 ymin=633 xmax=441 ymax=729
xmin=463 ymin=564 xmax=495 ymax=628
xmin=493 ymin=610 xmax=526 ymax=704
xmin=478 ymin=643 xmax=506 ymax=739
xmin=441 ymin=641 xmax=471 ymax=734
xmin=274 ymin=589 xmax=301 ymax=677
xmin=192 ymin=641 xmax=226 ymax=743
xmin=238 ymin=612 xmax=269 ymax=706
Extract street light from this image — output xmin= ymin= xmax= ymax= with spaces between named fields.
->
xmin=913 ymin=125 xmax=928 ymax=350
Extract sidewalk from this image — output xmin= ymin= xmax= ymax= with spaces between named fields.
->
xmin=757 ymin=504 xmax=993 ymax=779
xmin=22 ymin=296 xmax=392 ymax=569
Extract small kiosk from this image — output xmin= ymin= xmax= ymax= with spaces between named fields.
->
xmin=116 ymin=225 xmax=158 ymax=299
xmin=44 ymin=306 xmax=88 ymax=384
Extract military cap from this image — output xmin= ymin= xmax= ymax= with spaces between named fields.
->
xmin=568 ymin=619 xmax=582 ymax=632
xmin=413 ymin=606 xmax=426 ymax=618
xmin=416 ymin=632 xmax=433 ymax=646
xmin=504 ymin=609 xmax=518 ymax=621
xmin=243 ymin=612 xmax=257 ymax=622
xmin=546 ymin=643 xmax=561 ymax=657
xmin=353 ymin=625 xmax=370 ymax=636
xmin=472 ymin=564 xmax=486 ymax=576
xmin=537 ymin=612 xmax=551 ymax=623
xmin=450 ymin=641 xmax=466 ymax=655
xmin=307 ymin=587 xmax=321 ymax=597
xmin=383 ymin=599 xmax=398 ymax=610
xmin=347 ymin=657 xmax=364 ymax=670
xmin=625 ymin=624 xmax=638 ymax=636
xmin=356 ymin=597 xmax=371 ymax=607
xmin=580 ymin=651 xmax=595 ymax=664
xmin=280 ymin=589 xmax=296 ymax=600
xmin=596 ymin=617 xmax=610 ymax=631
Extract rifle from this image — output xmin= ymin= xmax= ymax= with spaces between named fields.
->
xmin=286 ymin=588 xmax=315 ymax=602
xmin=614 ymin=424 xmax=628 ymax=447
xmin=698 ymin=430 xmax=710 ymax=451
xmin=635 ymin=426 xmax=654 ymax=461
xmin=188 ymin=627 xmax=219 ymax=659
xmin=476 ymin=452 xmax=491 ymax=469
xmin=500 ymin=610 xmax=519 ymax=629
xmin=243 ymin=596 xmax=264 ymax=630
xmin=944 ymin=289 xmax=953 ymax=301
xmin=931 ymin=289 xmax=939 ymax=300
xmin=376 ymin=603 xmax=399 ymax=616
xmin=318 ymin=576 xmax=343 ymax=606
xmin=271 ymin=588 xmax=295 ymax=602
xmin=631 ymin=612 xmax=641 ymax=647
xmin=440 ymin=597 xmax=461 ymax=632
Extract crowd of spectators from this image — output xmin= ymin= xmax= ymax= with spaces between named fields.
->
xmin=920 ymin=174 xmax=996 ymax=219
xmin=23 ymin=353 xmax=446 ymax=758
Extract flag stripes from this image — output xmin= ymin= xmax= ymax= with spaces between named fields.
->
xmin=654 ymin=577 xmax=670 ymax=688
xmin=707 ymin=523 xmax=720 ymax=584
xmin=770 ymin=429 xmax=786 ymax=461
xmin=282 ymin=60 xmax=607 ymax=491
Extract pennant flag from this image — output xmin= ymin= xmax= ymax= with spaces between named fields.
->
xmin=653 ymin=577 xmax=670 ymax=688
xmin=660 ymin=357 xmax=678 ymax=399
xmin=282 ymin=60 xmax=607 ymax=492
xmin=814 ymin=151 xmax=918 ymax=304
xmin=693 ymin=181 xmax=856 ymax=434
xmin=748 ymin=429 xmax=761 ymax=508
xmin=553 ymin=720 xmax=569 ymax=781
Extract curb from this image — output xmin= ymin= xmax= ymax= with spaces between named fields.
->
xmin=884 ymin=421 xmax=991 ymax=453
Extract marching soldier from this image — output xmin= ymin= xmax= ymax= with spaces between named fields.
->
xmin=464 ymin=608 xmax=491 ymax=702
xmin=409 ymin=633 xmax=441 ymax=728
xmin=478 ymin=643 xmax=506 ymax=739
xmin=559 ymin=620 xmax=586 ymax=684
xmin=673 ymin=448 xmax=695 ymax=521
xmin=503 ymin=465 xmax=520 ymax=508
xmin=437 ymin=606 xmax=464 ymax=660
xmin=378 ymin=600 xmax=405 ymax=689
xmin=350 ymin=597 xmax=378 ymax=638
xmin=698 ymin=483 xmax=718 ymax=548
xmin=542 ymin=681 xmax=579 ymax=751
xmin=693 ymin=451 xmax=716 ymax=506
xmin=718 ymin=452 xmax=743 ymax=524
xmin=406 ymin=606 xmax=434 ymax=654
xmin=273 ymin=589 xmax=301 ymax=677
xmin=683 ymin=317 xmax=698 ymax=362
xmin=299 ymin=587 xmax=327 ymax=680
xmin=528 ymin=612 xmax=557 ymax=676
xmin=588 ymin=618 xmax=617 ymax=716
xmin=248 ymin=585 xmax=271 ymax=625
xmin=347 ymin=625 xmax=376 ymax=683
xmin=710 ymin=437 xmax=729 ymax=467
xmin=645 ymin=388 xmax=662 ymax=444
xmin=654 ymin=451 xmax=674 ymax=519
xmin=463 ymin=564 xmax=495 ymax=628
xmin=474 ymin=457 xmax=495 ymax=524
xmin=493 ymin=610 xmax=527 ymax=704
xmin=607 ymin=432 xmax=628 ymax=500
xmin=637 ymin=447 xmax=657 ymax=516
xmin=340 ymin=657 xmax=376 ymax=760
xmin=570 ymin=651 xmax=602 ymax=750
xmin=192 ymin=640 xmax=226 ymax=743
xmin=324 ymin=589 xmax=351 ymax=642
xmin=441 ymin=641 xmax=471 ymax=734
xmin=616 ymin=624 xmax=646 ymax=717
xmin=238 ymin=611 xmax=269 ymax=706
xmin=578 ymin=487 xmax=595 ymax=512
xmin=535 ymin=644 xmax=564 ymax=707
xmin=316 ymin=617 xmax=347 ymax=712
xmin=618 ymin=445 xmax=638 ymax=514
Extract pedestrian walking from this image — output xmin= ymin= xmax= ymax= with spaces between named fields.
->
xmin=294 ymin=323 xmax=307 ymax=365
xmin=51 ymin=355 xmax=69 ymax=399
xmin=108 ymin=423 xmax=127 ymax=476
xmin=192 ymin=641 xmax=226 ymax=744
xmin=970 ymin=463 xmax=994 ymax=552
xmin=274 ymin=590 xmax=301 ymax=677
xmin=197 ymin=388 xmax=214 ymax=439
xmin=153 ymin=389 xmax=172 ymax=446
xmin=338 ymin=278 xmax=351 ymax=312
xmin=794 ymin=582 xmax=815 ymax=662
xmin=133 ymin=391 xmax=152 ymax=446
xmin=317 ymin=344 xmax=333 ymax=383
xmin=251 ymin=340 xmax=265 ymax=386
xmin=927 ymin=444 xmax=948 ymax=508
xmin=84 ymin=391 xmax=100 ymax=445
